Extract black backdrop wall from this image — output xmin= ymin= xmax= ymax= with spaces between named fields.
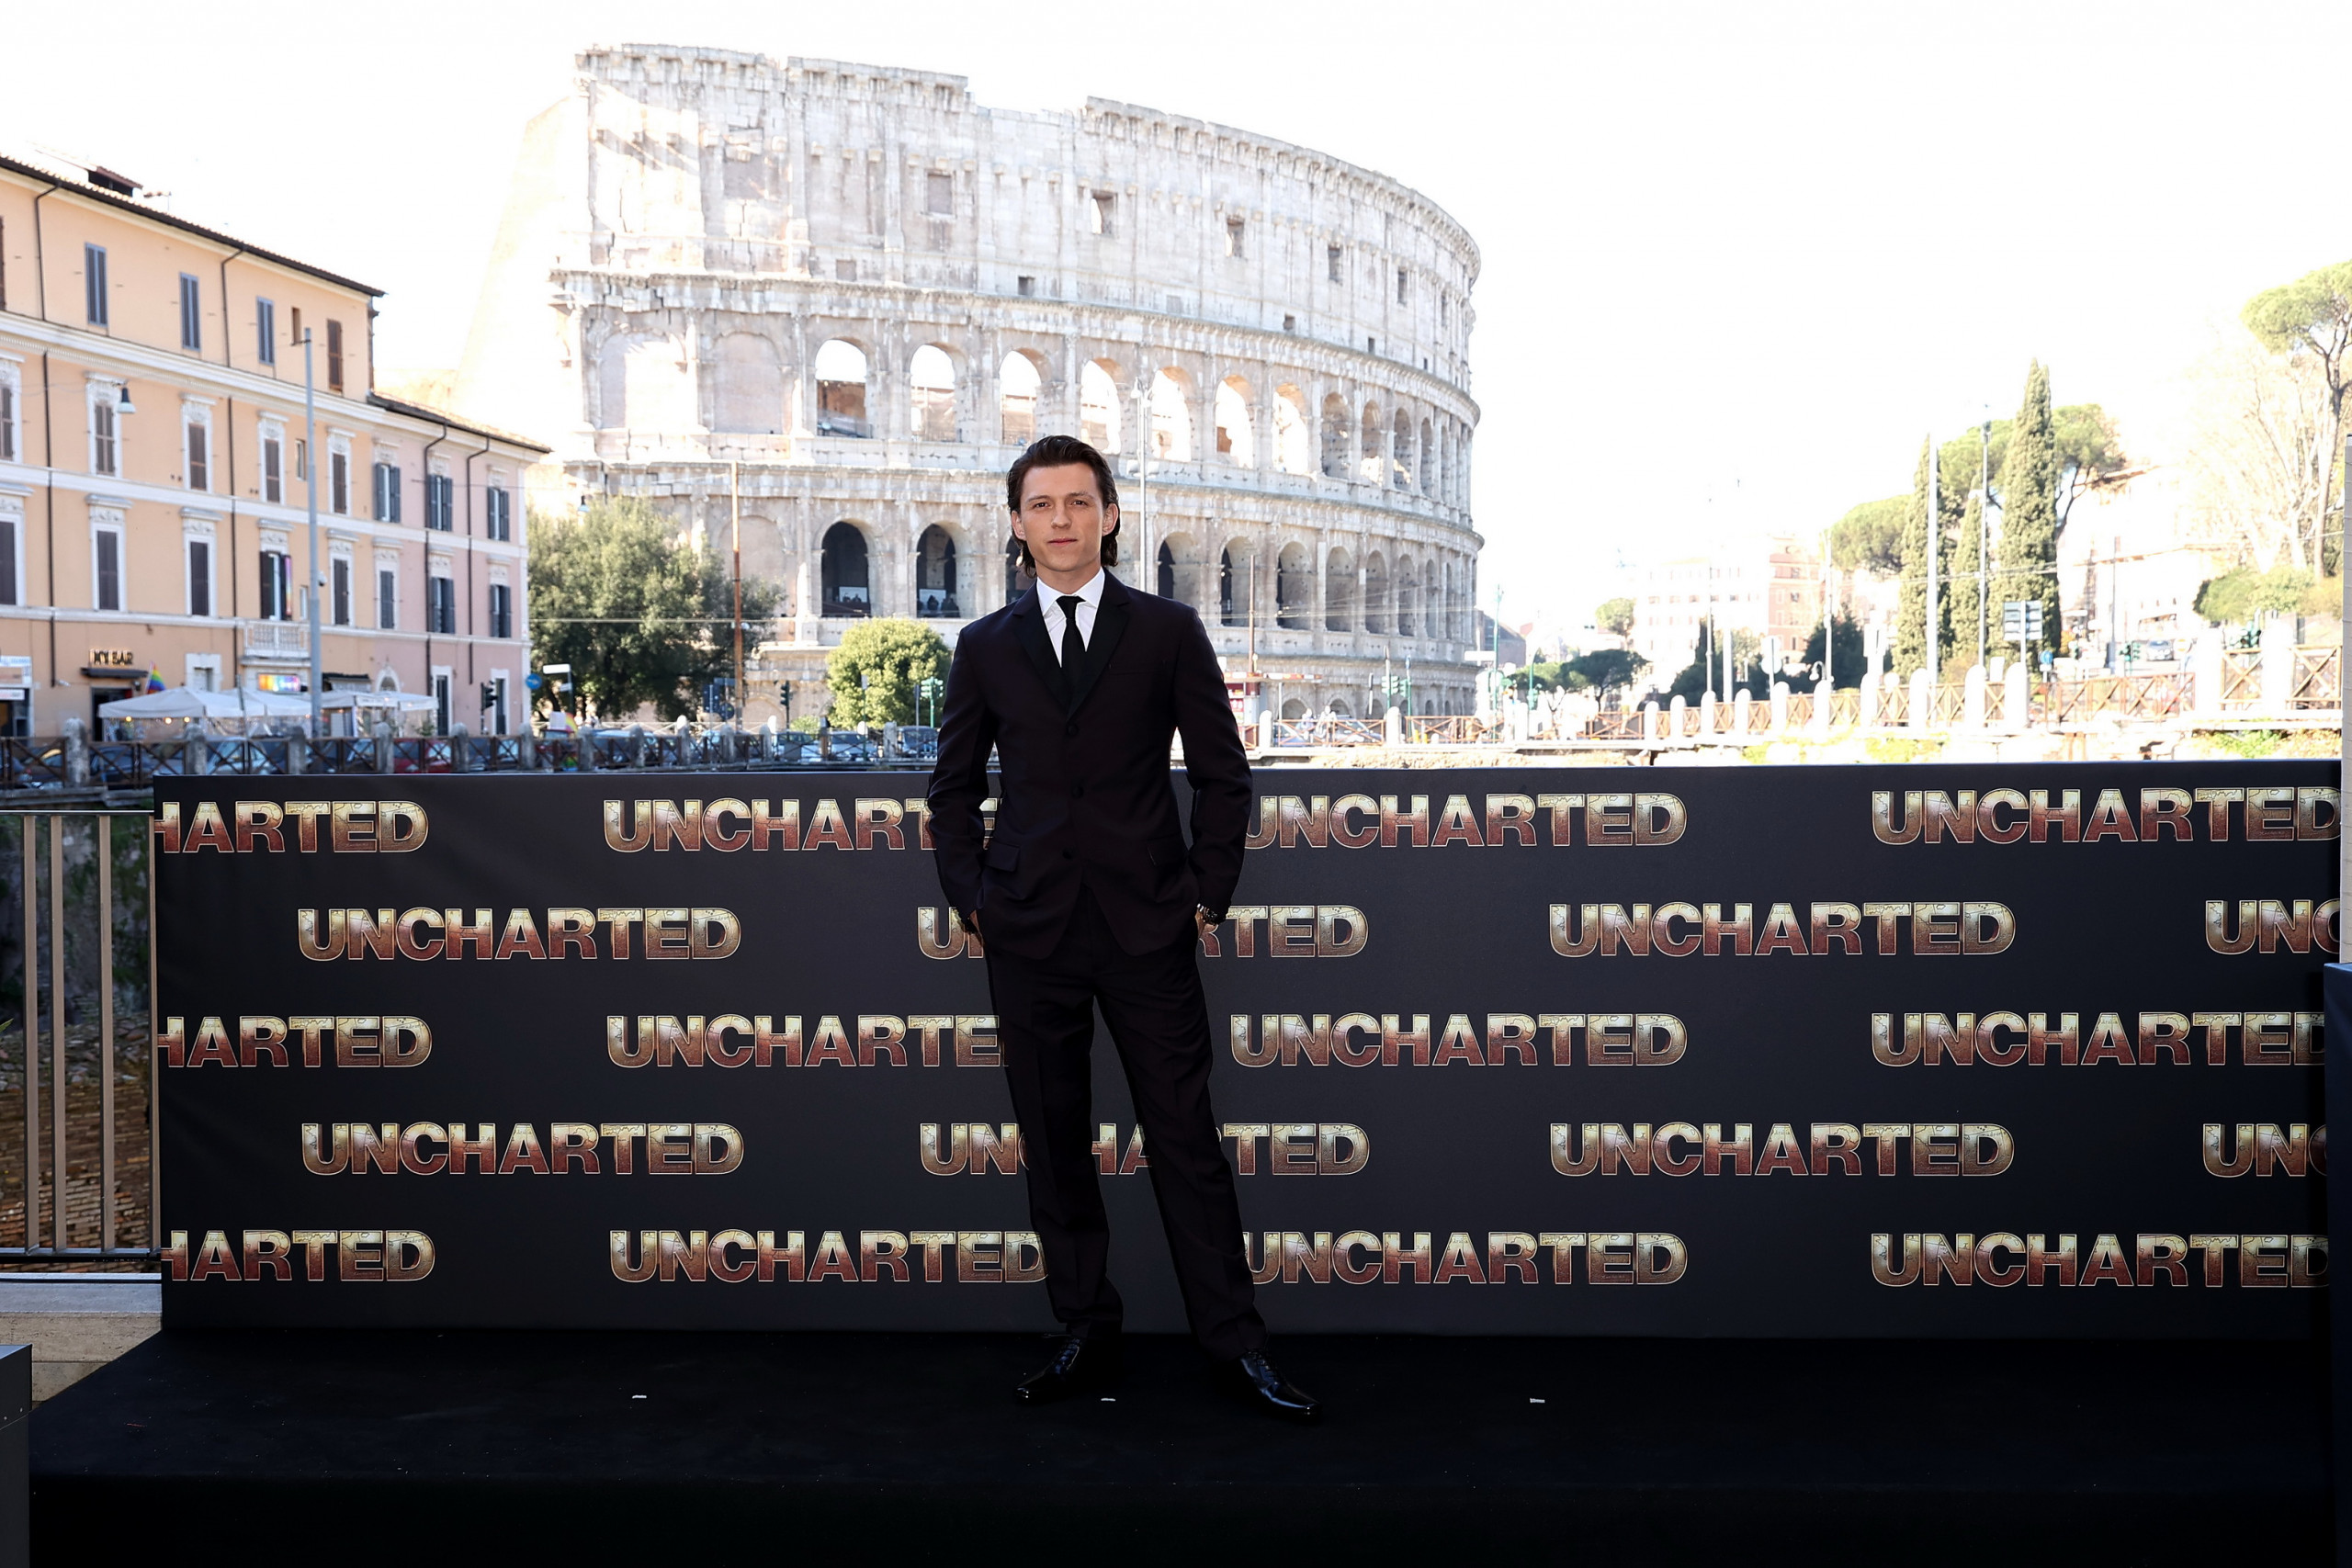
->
xmin=156 ymin=762 xmax=2333 ymax=1337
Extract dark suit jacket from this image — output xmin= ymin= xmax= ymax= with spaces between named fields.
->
xmin=925 ymin=570 xmax=1253 ymax=960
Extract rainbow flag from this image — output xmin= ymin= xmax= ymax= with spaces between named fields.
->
xmin=143 ymin=666 xmax=165 ymax=694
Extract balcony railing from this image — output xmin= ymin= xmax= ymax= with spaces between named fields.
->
xmin=240 ymin=621 xmax=308 ymax=660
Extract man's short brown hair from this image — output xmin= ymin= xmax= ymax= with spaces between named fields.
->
xmin=1006 ymin=434 xmax=1120 ymax=569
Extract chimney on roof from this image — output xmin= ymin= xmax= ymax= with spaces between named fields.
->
xmin=86 ymin=166 xmax=138 ymax=196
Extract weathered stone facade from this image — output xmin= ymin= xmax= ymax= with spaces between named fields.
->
xmin=457 ymin=42 xmax=1482 ymax=721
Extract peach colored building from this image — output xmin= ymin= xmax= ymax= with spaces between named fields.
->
xmin=0 ymin=152 xmax=545 ymax=737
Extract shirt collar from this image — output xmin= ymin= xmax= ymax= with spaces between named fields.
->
xmin=1036 ymin=570 xmax=1105 ymax=614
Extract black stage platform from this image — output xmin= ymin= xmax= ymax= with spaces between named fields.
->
xmin=32 ymin=1330 xmax=2328 ymax=1563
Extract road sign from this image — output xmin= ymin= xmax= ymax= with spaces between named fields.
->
xmin=2001 ymin=600 xmax=2044 ymax=642
xmin=524 ymin=672 xmax=544 ymax=692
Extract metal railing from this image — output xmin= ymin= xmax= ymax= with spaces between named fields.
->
xmin=2 ymin=812 xmax=154 ymax=1261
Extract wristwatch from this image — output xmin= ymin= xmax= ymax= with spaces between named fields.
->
xmin=1197 ymin=903 xmax=1225 ymax=925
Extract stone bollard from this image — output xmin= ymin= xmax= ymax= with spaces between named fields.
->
xmin=1768 ymin=682 xmax=1788 ymax=732
xmin=1699 ymin=692 xmax=1717 ymax=739
xmin=62 ymin=716 xmax=88 ymax=789
xmin=1733 ymin=690 xmax=1752 ymax=737
xmin=1907 ymin=668 xmax=1932 ymax=730
xmin=2190 ymin=634 xmax=2224 ymax=718
xmin=2258 ymin=614 xmax=2293 ymax=712
xmin=882 ymin=721 xmax=899 ymax=761
xmin=372 ymin=721 xmax=394 ymax=775
xmin=1857 ymin=669 xmax=1880 ymax=729
xmin=1962 ymin=664 xmax=1986 ymax=730
xmin=763 ymin=716 xmax=781 ymax=763
xmin=718 ymin=725 xmax=739 ymax=766
xmin=519 ymin=733 xmax=537 ymax=770
xmin=452 ymin=722 xmax=475 ymax=772
xmin=1643 ymin=700 xmax=1661 ymax=741
xmin=629 ymin=724 xmax=650 ymax=769
xmin=1384 ymin=705 xmax=1404 ymax=746
xmin=578 ymin=724 xmax=597 ymax=772
xmin=818 ymin=722 xmax=832 ymax=761
xmin=1668 ymin=694 xmax=1687 ymax=739
xmin=2003 ymin=660 xmax=2030 ymax=730
xmin=287 ymin=730 xmax=310 ymax=775
xmin=1256 ymin=710 xmax=1276 ymax=750
xmin=1811 ymin=678 xmax=1833 ymax=734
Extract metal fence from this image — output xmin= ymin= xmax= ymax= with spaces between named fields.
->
xmin=1 ymin=812 xmax=154 ymax=1262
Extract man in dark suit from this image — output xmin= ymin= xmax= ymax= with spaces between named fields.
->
xmin=926 ymin=434 xmax=1317 ymax=1422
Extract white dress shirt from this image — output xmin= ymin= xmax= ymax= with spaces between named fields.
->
xmin=1036 ymin=570 xmax=1105 ymax=664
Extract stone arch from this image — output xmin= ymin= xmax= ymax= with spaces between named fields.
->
xmin=1328 ymin=695 xmax=1352 ymax=717
xmin=1419 ymin=418 xmax=1435 ymax=496
xmin=1215 ymin=376 xmax=1255 ymax=468
xmin=1425 ymin=559 xmax=1443 ymax=639
xmin=1004 ymin=534 xmax=1030 ymax=601
xmin=1080 ymin=358 xmax=1123 ymax=453
xmin=1391 ymin=408 xmax=1414 ymax=490
xmin=1281 ymin=697 xmax=1307 ymax=720
xmin=1395 ymin=555 xmax=1418 ymax=637
xmin=1324 ymin=547 xmax=1354 ymax=633
xmin=1319 ymin=392 xmax=1350 ymax=479
xmin=1276 ymin=541 xmax=1312 ymax=630
xmin=1358 ymin=400 xmax=1384 ymax=484
xmin=1363 ymin=550 xmax=1390 ymax=635
xmin=1159 ymin=529 xmax=1204 ymax=608
xmin=1272 ymin=385 xmax=1312 ymax=475
xmin=910 ymin=344 xmax=958 ymax=443
xmin=1149 ymin=367 xmax=1195 ymax=461
xmin=820 ymin=521 xmax=872 ymax=617
xmin=915 ymin=523 xmax=960 ymax=617
xmin=999 ymin=350 xmax=1045 ymax=446
xmin=598 ymin=332 xmax=692 ymax=430
xmin=1220 ymin=538 xmax=1254 ymax=627
xmin=814 ymin=339 xmax=871 ymax=438
xmin=713 ymin=332 xmax=785 ymax=434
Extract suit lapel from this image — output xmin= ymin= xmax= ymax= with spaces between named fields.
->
xmin=1007 ymin=590 xmax=1065 ymax=708
xmin=1067 ymin=574 xmax=1132 ymax=717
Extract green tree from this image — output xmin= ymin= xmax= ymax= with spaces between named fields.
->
xmin=1799 ymin=613 xmax=1868 ymax=690
xmin=825 ymin=618 xmax=952 ymax=726
xmin=1894 ymin=438 xmax=1953 ymax=675
xmin=1666 ymin=626 xmax=1766 ymax=703
xmin=2052 ymin=403 xmax=2129 ymax=531
xmin=1828 ymin=496 xmax=1907 ymax=575
xmin=2242 ymin=260 xmax=2352 ymax=568
xmin=528 ymin=499 xmax=779 ymax=721
xmin=1995 ymin=362 xmax=2061 ymax=659
xmin=2194 ymin=565 xmax=2314 ymax=627
xmin=1595 ymin=596 xmax=1635 ymax=637
xmin=1563 ymin=649 xmax=1646 ymax=693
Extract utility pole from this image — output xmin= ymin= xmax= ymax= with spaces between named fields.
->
xmin=302 ymin=330 xmax=322 ymax=736
xmin=1130 ymin=375 xmax=1152 ymax=580
xmin=1926 ymin=436 xmax=1939 ymax=688
xmin=729 ymin=461 xmax=743 ymax=716
xmin=1820 ymin=530 xmax=1833 ymax=693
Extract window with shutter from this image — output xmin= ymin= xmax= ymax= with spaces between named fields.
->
xmin=0 ymin=517 xmax=17 ymax=607
xmin=186 ymin=422 xmax=209 ymax=491
xmin=329 ymin=450 xmax=349 ymax=514
xmin=263 ymin=435 xmax=283 ymax=503
xmin=333 ymin=558 xmax=352 ymax=626
xmin=85 ymin=245 xmax=107 ymax=326
xmin=92 ymin=400 xmax=117 ymax=476
xmin=188 ymin=540 xmax=210 ymax=617
xmin=95 ymin=527 xmax=122 ymax=612
xmin=326 ymin=320 xmax=345 ymax=392
xmin=379 ymin=567 xmax=397 ymax=630
xmin=179 ymin=275 xmax=201 ymax=352
xmin=256 ymin=299 xmax=276 ymax=366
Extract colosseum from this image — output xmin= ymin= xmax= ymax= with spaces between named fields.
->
xmin=454 ymin=42 xmax=1483 ymax=723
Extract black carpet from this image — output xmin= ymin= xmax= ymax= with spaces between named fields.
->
xmin=31 ymin=1330 xmax=2327 ymax=1563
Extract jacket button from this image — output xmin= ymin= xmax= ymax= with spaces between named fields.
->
xmin=1070 ymin=784 xmax=1084 ymax=797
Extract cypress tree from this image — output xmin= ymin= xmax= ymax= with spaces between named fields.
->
xmin=1949 ymin=491 xmax=1984 ymax=671
xmin=1893 ymin=437 xmax=1952 ymax=675
xmin=1996 ymin=362 xmax=2059 ymax=660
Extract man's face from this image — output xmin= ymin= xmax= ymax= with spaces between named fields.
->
xmin=1012 ymin=463 xmax=1117 ymax=581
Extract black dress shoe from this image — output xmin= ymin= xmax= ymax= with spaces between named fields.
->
xmin=1220 ymin=1348 xmax=1320 ymax=1423
xmin=1015 ymin=1334 xmax=1122 ymax=1404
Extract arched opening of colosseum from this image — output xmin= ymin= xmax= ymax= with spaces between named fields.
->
xmin=1395 ymin=557 xmax=1418 ymax=637
xmin=714 ymin=333 xmax=785 ymax=434
xmin=1281 ymin=698 xmax=1307 ymax=720
xmin=1272 ymin=387 xmax=1311 ymax=475
xmin=599 ymin=333 xmax=693 ymax=430
xmin=1215 ymin=377 xmax=1254 ymax=467
xmin=1276 ymin=543 xmax=1312 ymax=630
xmin=916 ymin=525 xmax=960 ymax=617
xmin=1419 ymin=419 xmax=1436 ymax=495
xmin=1319 ymin=394 xmax=1350 ymax=479
xmin=1157 ymin=531 xmax=1202 ymax=607
xmin=1329 ymin=696 xmax=1352 ymax=717
xmin=1149 ymin=368 xmax=1195 ymax=462
xmin=814 ymin=340 xmax=871 ymax=438
xmin=1358 ymin=401 xmax=1385 ymax=485
xmin=1220 ymin=540 xmax=1254 ymax=627
xmin=1391 ymin=409 xmax=1414 ymax=489
xmin=1363 ymin=552 xmax=1390 ymax=634
xmin=820 ymin=522 xmax=871 ymax=617
xmin=1427 ymin=561 xmax=1445 ymax=639
xmin=910 ymin=345 xmax=958 ymax=443
xmin=1004 ymin=535 xmax=1031 ymax=600
xmin=1325 ymin=547 xmax=1355 ymax=632
xmin=999 ymin=352 xmax=1043 ymax=446
xmin=1080 ymin=360 xmax=1122 ymax=452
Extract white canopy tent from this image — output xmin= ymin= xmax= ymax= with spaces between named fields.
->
xmin=97 ymin=685 xmax=312 ymax=723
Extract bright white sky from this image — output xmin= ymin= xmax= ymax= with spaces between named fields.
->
xmin=9 ymin=0 xmax=2347 ymax=630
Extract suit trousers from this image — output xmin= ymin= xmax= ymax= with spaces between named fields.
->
xmin=983 ymin=886 xmax=1267 ymax=1359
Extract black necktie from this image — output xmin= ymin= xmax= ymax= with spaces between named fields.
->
xmin=1057 ymin=595 xmax=1085 ymax=699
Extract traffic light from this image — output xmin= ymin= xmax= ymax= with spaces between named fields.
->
xmin=478 ymin=682 xmax=497 ymax=713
